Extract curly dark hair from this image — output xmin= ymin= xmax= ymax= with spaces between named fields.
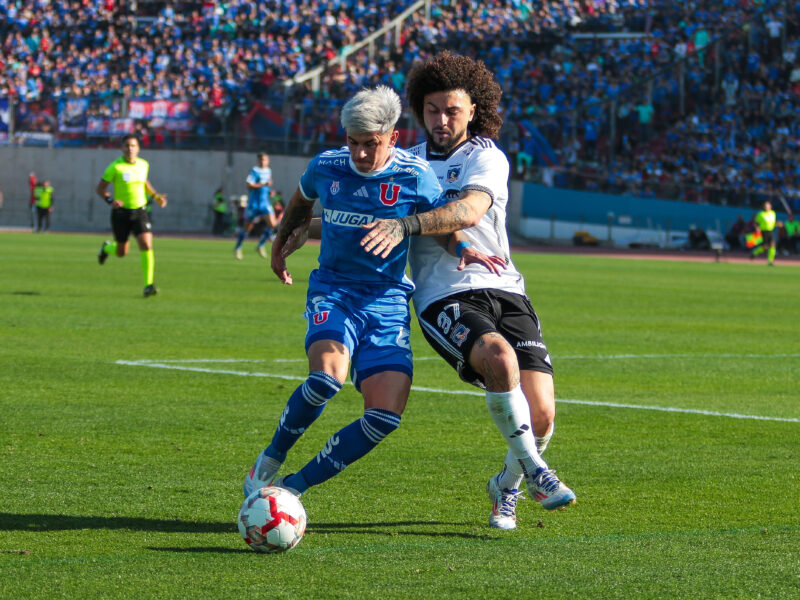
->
xmin=406 ymin=51 xmax=503 ymax=139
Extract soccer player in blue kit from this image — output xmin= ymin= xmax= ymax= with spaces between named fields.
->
xmin=234 ymin=152 xmax=277 ymax=260
xmin=244 ymin=86 xmax=502 ymax=498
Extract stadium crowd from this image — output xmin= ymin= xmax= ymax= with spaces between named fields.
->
xmin=2 ymin=0 xmax=800 ymax=210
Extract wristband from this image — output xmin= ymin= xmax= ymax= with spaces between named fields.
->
xmin=397 ymin=214 xmax=421 ymax=237
xmin=455 ymin=241 xmax=472 ymax=257
xmin=104 ymin=195 xmax=113 ymax=205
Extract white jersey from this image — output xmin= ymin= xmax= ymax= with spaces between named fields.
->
xmin=408 ymin=136 xmax=526 ymax=313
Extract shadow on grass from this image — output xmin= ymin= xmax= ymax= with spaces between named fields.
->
xmin=1 ymin=514 xmax=490 ymax=541
xmin=0 ymin=513 xmax=234 ymax=533
xmin=148 ymin=546 xmax=250 ymax=554
xmin=308 ymin=522 xmax=491 ymax=540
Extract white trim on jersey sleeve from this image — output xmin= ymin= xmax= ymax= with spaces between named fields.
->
xmin=298 ymin=179 xmax=317 ymax=201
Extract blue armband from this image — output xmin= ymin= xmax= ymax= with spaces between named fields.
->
xmin=455 ymin=241 xmax=471 ymax=258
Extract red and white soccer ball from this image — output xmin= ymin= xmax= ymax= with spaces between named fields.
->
xmin=238 ymin=486 xmax=307 ymax=553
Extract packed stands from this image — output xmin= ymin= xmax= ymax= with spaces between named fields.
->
xmin=1 ymin=0 xmax=798 ymax=211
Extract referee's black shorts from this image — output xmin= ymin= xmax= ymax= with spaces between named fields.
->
xmin=417 ymin=289 xmax=553 ymax=389
xmin=111 ymin=207 xmax=152 ymax=242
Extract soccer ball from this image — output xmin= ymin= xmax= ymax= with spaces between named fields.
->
xmin=238 ymin=486 xmax=307 ymax=553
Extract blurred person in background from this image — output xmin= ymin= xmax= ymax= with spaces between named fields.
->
xmin=234 ymin=152 xmax=277 ymax=260
xmin=34 ymin=179 xmax=54 ymax=232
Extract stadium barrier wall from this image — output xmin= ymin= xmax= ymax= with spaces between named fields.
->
xmin=1 ymin=149 xmax=777 ymax=247
xmin=516 ymin=183 xmax=782 ymax=248
xmin=0 ymin=148 xmax=310 ymax=232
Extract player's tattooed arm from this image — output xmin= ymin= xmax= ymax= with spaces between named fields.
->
xmin=276 ymin=189 xmax=314 ymax=244
xmin=361 ymin=189 xmax=491 ymax=258
xmin=272 ymin=187 xmax=314 ymax=285
xmin=282 ymin=218 xmax=321 ymax=259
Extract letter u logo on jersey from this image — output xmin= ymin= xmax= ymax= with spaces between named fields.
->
xmin=313 ymin=311 xmax=330 ymax=325
xmin=379 ymin=183 xmax=401 ymax=206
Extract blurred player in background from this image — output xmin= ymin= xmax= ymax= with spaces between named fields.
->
xmin=396 ymin=51 xmax=578 ymax=528
xmin=244 ymin=85 xmax=499 ymax=499
xmin=234 ymin=152 xmax=276 ymax=259
xmin=96 ymin=134 xmax=167 ymax=297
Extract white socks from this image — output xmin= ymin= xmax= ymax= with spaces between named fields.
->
xmin=497 ymin=422 xmax=555 ymax=491
xmin=485 ymin=386 xmax=548 ymax=483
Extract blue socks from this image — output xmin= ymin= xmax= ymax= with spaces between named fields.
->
xmin=258 ymin=227 xmax=275 ymax=246
xmin=234 ymin=228 xmax=247 ymax=250
xmin=263 ymin=371 xmax=342 ymax=462
xmin=285 ymin=408 xmax=401 ymax=493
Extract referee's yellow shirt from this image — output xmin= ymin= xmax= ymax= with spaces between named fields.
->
xmin=102 ymin=157 xmax=149 ymax=209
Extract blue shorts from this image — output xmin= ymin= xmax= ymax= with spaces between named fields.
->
xmin=246 ymin=204 xmax=274 ymax=223
xmin=303 ymin=272 xmax=412 ymax=391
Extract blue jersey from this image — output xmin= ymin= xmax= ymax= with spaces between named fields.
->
xmin=247 ymin=165 xmax=272 ymax=211
xmin=299 ymin=147 xmax=444 ymax=294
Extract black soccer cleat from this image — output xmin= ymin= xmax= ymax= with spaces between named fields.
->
xmin=98 ymin=241 xmax=110 ymax=265
xmin=143 ymin=284 xmax=158 ymax=298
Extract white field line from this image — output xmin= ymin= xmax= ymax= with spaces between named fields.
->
xmin=115 ymin=359 xmax=799 ymax=424
xmin=556 ymin=353 xmax=800 ymax=360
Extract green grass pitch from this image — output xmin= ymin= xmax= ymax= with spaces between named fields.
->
xmin=1 ymin=232 xmax=798 ymax=599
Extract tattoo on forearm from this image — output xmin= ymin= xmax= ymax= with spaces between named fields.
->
xmin=417 ymin=200 xmax=472 ymax=235
xmin=278 ymin=205 xmax=312 ymax=243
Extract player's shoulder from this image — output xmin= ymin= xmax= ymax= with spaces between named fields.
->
xmin=392 ymin=147 xmax=433 ymax=178
xmin=315 ymin=147 xmax=350 ymax=165
xmin=463 ymin=136 xmax=508 ymax=166
xmin=465 ymin=136 xmax=503 ymax=156
xmin=406 ymin=141 xmax=427 ymax=157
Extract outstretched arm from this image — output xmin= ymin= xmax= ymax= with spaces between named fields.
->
xmin=271 ymin=187 xmax=315 ymax=285
xmin=439 ymin=231 xmax=506 ymax=275
xmin=361 ymin=189 xmax=491 ymax=258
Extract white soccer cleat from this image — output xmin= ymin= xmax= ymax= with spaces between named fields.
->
xmin=234 ymin=248 xmax=243 ymax=260
xmin=487 ymin=474 xmax=523 ymax=530
xmin=256 ymin=245 xmax=267 ymax=258
xmin=526 ymin=468 xmax=576 ymax=511
xmin=243 ymin=452 xmax=282 ymax=498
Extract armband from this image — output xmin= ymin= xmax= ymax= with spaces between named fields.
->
xmin=397 ymin=214 xmax=421 ymax=237
xmin=103 ymin=195 xmax=113 ymax=205
xmin=455 ymin=241 xmax=472 ymax=258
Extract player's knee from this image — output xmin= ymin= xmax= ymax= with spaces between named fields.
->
xmin=304 ymin=370 xmax=343 ymax=406
xmin=532 ymin=408 xmax=555 ymax=437
xmin=361 ymin=408 xmax=401 ymax=442
xmin=471 ymin=338 xmax=519 ymax=391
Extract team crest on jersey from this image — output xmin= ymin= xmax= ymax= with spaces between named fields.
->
xmin=379 ymin=183 xmax=401 ymax=206
xmin=446 ymin=165 xmax=462 ymax=182
xmin=313 ymin=311 xmax=330 ymax=325
xmin=450 ymin=323 xmax=470 ymax=347
xmin=330 ymin=181 xmax=340 ymax=195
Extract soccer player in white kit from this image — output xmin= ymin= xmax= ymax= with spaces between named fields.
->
xmin=364 ymin=52 xmax=577 ymax=529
